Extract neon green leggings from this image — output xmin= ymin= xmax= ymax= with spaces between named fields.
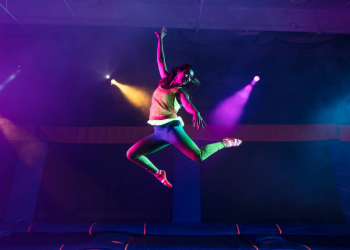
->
xmin=126 ymin=120 xmax=226 ymax=173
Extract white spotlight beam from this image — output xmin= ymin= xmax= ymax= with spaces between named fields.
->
xmin=196 ymin=0 xmax=204 ymax=39
xmin=63 ymin=0 xmax=79 ymax=25
xmin=0 ymin=3 xmax=30 ymax=33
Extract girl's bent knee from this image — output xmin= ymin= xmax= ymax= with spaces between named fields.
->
xmin=126 ymin=149 xmax=135 ymax=161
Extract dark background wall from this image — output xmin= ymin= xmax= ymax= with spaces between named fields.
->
xmin=200 ymin=140 xmax=344 ymax=223
xmin=0 ymin=25 xmax=349 ymax=223
xmin=1 ymin=25 xmax=350 ymax=127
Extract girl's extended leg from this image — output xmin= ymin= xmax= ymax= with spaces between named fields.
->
xmin=166 ymin=123 xmax=227 ymax=162
xmin=126 ymin=133 xmax=170 ymax=174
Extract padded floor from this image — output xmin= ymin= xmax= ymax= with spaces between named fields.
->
xmin=0 ymin=233 xmax=349 ymax=249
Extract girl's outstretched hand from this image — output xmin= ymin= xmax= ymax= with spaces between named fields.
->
xmin=193 ymin=112 xmax=206 ymax=130
xmin=155 ymin=27 xmax=167 ymax=40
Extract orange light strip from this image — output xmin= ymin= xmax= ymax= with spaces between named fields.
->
xmin=89 ymin=223 xmax=97 ymax=235
xmin=303 ymin=245 xmax=312 ymax=250
xmin=59 ymin=244 xmax=65 ymax=250
xmin=275 ymin=224 xmax=282 ymax=234
xmin=243 ymin=236 xmax=259 ymax=250
xmin=28 ymin=223 xmax=35 ymax=233
xmin=236 ymin=223 xmax=240 ymax=235
xmin=110 ymin=241 xmax=123 ymax=244
xmin=125 ymin=236 xmax=133 ymax=250
xmin=144 ymin=223 xmax=146 ymax=235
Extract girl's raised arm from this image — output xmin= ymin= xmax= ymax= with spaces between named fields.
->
xmin=155 ymin=27 xmax=168 ymax=79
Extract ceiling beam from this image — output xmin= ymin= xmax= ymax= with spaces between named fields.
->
xmin=0 ymin=4 xmax=349 ymax=34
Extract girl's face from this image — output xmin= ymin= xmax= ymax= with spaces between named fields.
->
xmin=176 ymin=69 xmax=194 ymax=85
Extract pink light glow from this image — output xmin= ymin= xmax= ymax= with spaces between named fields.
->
xmin=111 ymin=241 xmax=123 ymax=244
xmin=28 ymin=223 xmax=36 ymax=233
xmin=245 ymin=85 xmax=253 ymax=92
xmin=275 ymin=224 xmax=282 ymax=234
xmin=210 ymin=85 xmax=252 ymax=125
xmin=89 ymin=223 xmax=97 ymax=235
xmin=303 ymin=245 xmax=312 ymax=250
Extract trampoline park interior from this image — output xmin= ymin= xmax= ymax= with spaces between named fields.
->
xmin=1 ymin=0 xmax=350 ymax=249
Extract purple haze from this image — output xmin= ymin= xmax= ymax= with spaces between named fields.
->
xmin=210 ymin=85 xmax=252 ymax=125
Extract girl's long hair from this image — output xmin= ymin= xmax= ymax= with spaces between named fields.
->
xmin=158 ymin=63 xmax=200 ymax=95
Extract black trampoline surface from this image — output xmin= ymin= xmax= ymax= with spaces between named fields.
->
xmin=0 ymin=233 xmax=349 ymax=248
xmin=282 ymin=235 xmax=350 ymax=248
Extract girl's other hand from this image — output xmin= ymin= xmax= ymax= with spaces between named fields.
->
xmin=192 ymin=112 xmax=206 ymax=130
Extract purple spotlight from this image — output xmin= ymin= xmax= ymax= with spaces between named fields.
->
xmin=210 ymin=85 xmax=252 ymax=125
xmin=251 ymin=76 xmax=260 ymax=86
xmin=244 ymin=85 xmax=253 ymax=92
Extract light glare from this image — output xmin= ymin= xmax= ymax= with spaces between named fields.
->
xmin=210 ymin=85 xmax=252 ymax=125
xmin=111 ymin=79 xmax=151 ymax=115
xmin=0 ymin=114 xmax=46 ymax=165
xmin=0 ymin=70 xmax=21 ymax=93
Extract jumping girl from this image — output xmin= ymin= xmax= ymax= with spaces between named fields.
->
xmin=126 ymin=27 xmax=242 ymax=188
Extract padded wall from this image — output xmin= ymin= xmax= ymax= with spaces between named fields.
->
xmin=31 ymin=139 xmax=346 ymax=224
xmin=200 ymin=141 xmax=344 ymax=223
xmin=327 ymin=140 xmax=350 ymax=223
xmin=35 ymin=142 xmax=173 ymax=223
xmin=0 ymin=141 xmax=19 ymax=222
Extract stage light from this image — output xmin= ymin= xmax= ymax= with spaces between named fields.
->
xmin=0 ymin=70 xmax=21 ymax=92
xmin=106 ymin=75 xmax=110 ymax=79
xmin=0 ymin=114 xmax=46 ymax=165
xmin=211 ymin=75 xmax=259 ymax=125
xmin=210 ymin=85 xmax=252 ymax=125
xmin=9 ymin=74 xmax=16 ymax=81
xmin=250 ymin=75 xmax=261 ymax=86
xmin=111 ymin=79 xmax=151 ymax=115
xmin=244 ymin=85 xmax=253 ymax=92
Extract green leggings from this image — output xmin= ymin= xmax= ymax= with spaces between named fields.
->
xmin=126 ymin=120 xmax=226 ymax=173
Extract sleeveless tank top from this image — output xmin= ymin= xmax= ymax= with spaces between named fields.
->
xmin=148 ymin=86 xmax=184 ymax=126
